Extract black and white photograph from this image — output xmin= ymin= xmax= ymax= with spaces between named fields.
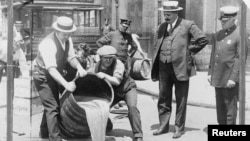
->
xmin=0 ymin=0 xmax=250 ymax=141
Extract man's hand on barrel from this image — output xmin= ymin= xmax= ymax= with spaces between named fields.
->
xmin=96 ymin=72 xmax=106 ymax=79
xmin=64 ymin=81 xmax=77 ymax=92
xmin=76 ymin=65 xmax=88 ymax=77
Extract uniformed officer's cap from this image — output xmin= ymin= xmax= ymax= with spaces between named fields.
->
xmin=120 ymin=19 xmax=132 ymax=27
xmin=219 ymin=6 xmax=239 ymax=21
xmin=97 ymin=45 xmax=117 ymax=57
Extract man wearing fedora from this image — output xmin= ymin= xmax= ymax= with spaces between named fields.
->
xmin=33 ymin=16 xmax=87 ymax=141
xmin=208 ymin=6 xmax=248 ymax=125
xmin=96 ymin=18 xmax=143 ymax=141
xmin=151 ymin=1 xmax=208 ymax=138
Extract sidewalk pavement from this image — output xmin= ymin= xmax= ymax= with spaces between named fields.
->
xmin=135 ymin=71 xmax=250 ymax=110
xmin=1 ymin=72 xmax=249 ymax=109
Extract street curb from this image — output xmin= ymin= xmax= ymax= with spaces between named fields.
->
xmin=136 ymin=87 xmax=250 ymax=110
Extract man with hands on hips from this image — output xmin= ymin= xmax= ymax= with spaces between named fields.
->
xmin=151 ymin=1 xmax=208 ymax=139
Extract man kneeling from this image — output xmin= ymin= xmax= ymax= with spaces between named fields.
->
xmin=95 ymin=45 xmax=143 ymax=141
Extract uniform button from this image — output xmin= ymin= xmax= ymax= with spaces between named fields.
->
xmin=216 ymin=55 xmax=219 ymax=58
xmin=215 ymin=63 xmax=217 ymax=66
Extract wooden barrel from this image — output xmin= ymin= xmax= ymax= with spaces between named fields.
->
xmin=59 ymin=74 xmax=114 ymax=139
xmin=193 ymin=45 xmax=212 ymax=71
xmin=130 ymin=58 xmax=151 ymax=80
xmin=64 ymin=56 xmax=95 ymax=81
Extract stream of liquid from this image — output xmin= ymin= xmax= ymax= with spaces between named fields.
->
xmin=75 ymin=96 xmax=110 ymax=141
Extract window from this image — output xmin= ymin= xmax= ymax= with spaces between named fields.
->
xmin=32 ymin=9 xmax=101 ymax=36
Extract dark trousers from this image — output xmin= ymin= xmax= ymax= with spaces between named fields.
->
xmin=215 ymin=85 xmax=238 ymax=125
xmin=111 ymin=88 xmax=143 ymax=138
xmin=33 ymin=75 xmax=62 ymax=141
xmin=158 ymin=61 xmax=189 ymax=132
xmin=0 ymin=61 xmax=20 ymax=83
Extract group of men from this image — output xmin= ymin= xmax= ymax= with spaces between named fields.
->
xmin=32 ymin=1 xmax=246 ymax=141
xmin=33 ymin=14 xmax=143 ymax=141
xmin=151 ymin=0 xmax=247 ymax=139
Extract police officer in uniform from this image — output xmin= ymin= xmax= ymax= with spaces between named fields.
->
xmin=96 ymin=18 xmax=138 ymax=63
xmin=208 ymin=6 xmax=248 ymax=125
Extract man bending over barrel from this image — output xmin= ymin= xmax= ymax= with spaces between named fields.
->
xmin=33 ymin=16 xmax=87 ymax=141
xmin=95 ymin=45 xmax=143 ymax=141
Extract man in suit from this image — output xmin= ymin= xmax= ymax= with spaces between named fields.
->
xmin=96 ymin=19 xmax=143 ymax=141
xmin=33 ymin=16 xmax=87 ymax=141
xmin=208 ymin=6 xmax=248 ymax=125
xmin=151 ymin=1 xmax=208 ymax=138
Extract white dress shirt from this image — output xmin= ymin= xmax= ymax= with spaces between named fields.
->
xmin=38 ymin=32 xmax=76 ymax=70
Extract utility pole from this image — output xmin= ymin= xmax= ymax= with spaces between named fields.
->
xmin=239 ymin=0 xmax=247 ymax=125
xmin=115 ymin=0 xmax=119 ymax=29
xmin=7 ymin=0 xmax=14 ymax=140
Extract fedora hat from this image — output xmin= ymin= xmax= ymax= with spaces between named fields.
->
xmin=219 ymin=6 xmax=239 ymax=21
xmin=159 ymin=1 xmax=183 ymax=11
xmin=52 ymin=16 xmax=76 ymax=33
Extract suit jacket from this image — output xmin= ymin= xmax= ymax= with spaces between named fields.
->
xmin=208 ymin=25 xmax=248 ymax=87
xmin=151 ymin=18 xmax=208 ymax=81
xmin=96 ymin=30 xmax=138 ymax=62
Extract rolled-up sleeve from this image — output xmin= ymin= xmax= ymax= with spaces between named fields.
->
xmin=39 ymin=39 xmax=57 ymax=70
xmin=113 ymin=59 xmax=125 ymax=81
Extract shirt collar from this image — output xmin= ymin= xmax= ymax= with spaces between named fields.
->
xmin=171 ymin=17 xmax=178 ymax=28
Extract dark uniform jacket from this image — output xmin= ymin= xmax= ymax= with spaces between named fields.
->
xmin=151 ymin=18 xmax=208 ymax=81
xmin=96 ymin=30 xmax=138 ymax=62
xmin=208 ymin=25 xmax=248 ymax=87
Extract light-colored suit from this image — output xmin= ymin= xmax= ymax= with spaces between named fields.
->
xmin=151 ymin=18 xmax=208 ymax=81
xmin=151 ymin=18 xmax=208 ymax=132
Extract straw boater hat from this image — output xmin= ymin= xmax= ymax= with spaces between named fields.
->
xmin=158 ymin=1 xmax=183 ymax=11
xmin=52 ymin=16 xmax=77 ymax=33
xmin=97 ymin=45 xmax=117 ymax=57
xmin=219 ymin=6 xmax=239 ymax=21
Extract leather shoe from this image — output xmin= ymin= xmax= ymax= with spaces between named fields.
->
xmin=134 ymin=137 xmax=143 ymax=141
xmin=172 ymin=130 xmax=184 ymax=139
xmin=106 ymin=118 xmax=113 ymax=132
xmin=153 ymin=128 xmax=168 ymax=136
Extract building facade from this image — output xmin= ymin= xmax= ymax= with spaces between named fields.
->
xmin=1 ymin=0 xmax=250 ymax=72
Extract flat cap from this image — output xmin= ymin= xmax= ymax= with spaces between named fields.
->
xmin=97 ymin=45 xmax=117 ymax=56
xmin=219 ymin=6 xmax=239 ymax=20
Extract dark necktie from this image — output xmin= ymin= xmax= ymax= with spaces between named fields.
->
xmin=168 ymin=24 xmax=173 ymax=33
